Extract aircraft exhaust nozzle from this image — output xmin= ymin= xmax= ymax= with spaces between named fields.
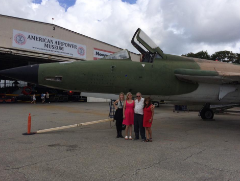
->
xmin=0 ymin=64 xmax=39 ymax=84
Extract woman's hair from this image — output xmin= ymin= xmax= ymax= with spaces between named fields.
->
xmin=119 ymin=92 xmax=125 ymax=100
xmin=144 ymin=97 xmax=152 ymax=108
xmin=126 ymin=92 xmax=132 ymax=100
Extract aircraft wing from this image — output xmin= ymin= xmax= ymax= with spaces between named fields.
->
xmin=174 ymin=69 xmax=240 ymax=84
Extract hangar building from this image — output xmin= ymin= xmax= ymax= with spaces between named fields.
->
xmin=0 ymin=14 xmax=140 ymax=71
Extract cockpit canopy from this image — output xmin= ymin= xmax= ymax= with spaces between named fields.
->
xmin=100 ymin=28 xmax=164 ymax=63
xmin=131 ymin=28 xmax=165 ymax=62
xmin=101 ymin=49 xmax=130 ymax=60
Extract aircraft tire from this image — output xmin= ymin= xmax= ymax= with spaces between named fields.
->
xmin=201 ymin=108 xmax=214 ymax=120
xmin=153 ymin=101 xmax=160 ymax=107
xmin=200 ymin=110 xmax=206 ymax=119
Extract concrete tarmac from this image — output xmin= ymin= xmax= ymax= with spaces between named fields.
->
xmin=0 ymin=102 xmax=240 ymax=181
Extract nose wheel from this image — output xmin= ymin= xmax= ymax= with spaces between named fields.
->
xmin=199 ymin=104 xmax=214 ymax=120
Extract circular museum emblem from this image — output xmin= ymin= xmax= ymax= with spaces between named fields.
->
xmin=77 ymin=47 xmax=85 ymax=56
xmin=14 ymin=33 xmax=27 ymax=45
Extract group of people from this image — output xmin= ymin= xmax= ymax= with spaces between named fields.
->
xmin=114 ymin=92 xmax=154 ymax=142
xmin=31 ymin=92 xmax=50 ymax=104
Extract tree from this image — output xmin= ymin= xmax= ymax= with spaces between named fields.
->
xmin=210 ymin=51 xmax=236 ymax=62
xmin=182 ymin=50 xmax=240 ymax=64
xmin=195 ymin=51 xmax=211 ymax=59
xmin=182 ymin=50 xmax=210 ymax=59
xmin=234 ymin=53 xmax=240 ymax=64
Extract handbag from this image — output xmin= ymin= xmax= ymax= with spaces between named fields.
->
xmin=122 ymin=124 xmax=126 ymax=130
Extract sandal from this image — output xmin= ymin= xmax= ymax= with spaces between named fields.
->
xmin=129 ymin=136 xmax=132 ymax=140
xmin=149 ymin=138 xmax=153 ymax=142
xmin=144 ymin=139 xmax=150 ymax=142
xmin=125 ymin=136 xmax=128 ymax=140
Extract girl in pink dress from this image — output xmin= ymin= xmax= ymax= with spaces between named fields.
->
xmin=123 ymin=92 xmax=135 ymax=140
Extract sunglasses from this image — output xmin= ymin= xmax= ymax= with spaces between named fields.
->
xmin=136 ymin=96 xmax=141 ymax=97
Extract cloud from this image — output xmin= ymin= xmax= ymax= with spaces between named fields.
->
xmin=0 ymin=0 xmax=240 ymax=55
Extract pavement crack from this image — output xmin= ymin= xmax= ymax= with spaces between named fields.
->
xmin=4 ymin=165 xmax=28 ymax=181
xmin=113 ymin=157 xmax=170 ymax=180
xmin=193 ymin=161 xmax=240 ymax=174
xmin=5 ymin=153 xmax=78 ymax=171
xmin=16 ymin=169 xmax=28 ymax=181
xmin=181 ymin=141 xmax=203 ymax=150
xmin=183 ymin=148 xmax=206 ymax=161
xmin=2 ymin=145 xmax=48 ymax=154
xmin=132 ymin=157 xmax=170 ymax=176
xmin=112 ymin=173 xmax=126 ymax=181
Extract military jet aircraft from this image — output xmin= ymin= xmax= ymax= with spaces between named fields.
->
xmin=1 ymin=28 xmax=240 ymax=120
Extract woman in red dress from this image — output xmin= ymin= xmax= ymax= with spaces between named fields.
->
xmin=143 ymin=97 xmax=155 ymax=142
xmin=123 ymin=92 xmax=135 ymax=140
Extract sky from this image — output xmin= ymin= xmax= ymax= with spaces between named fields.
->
xmin=1 ymin=0 xmax=240 ymax=55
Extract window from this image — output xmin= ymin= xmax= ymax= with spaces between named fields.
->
xmin=131 ymin=28 xmax=165 ymax=62
xmin=138 ymin=30 xmax=158 ymax=50
xmin=102 ymin=50 xmax=130 ymax=60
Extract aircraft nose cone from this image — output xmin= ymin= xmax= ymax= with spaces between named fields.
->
xmin=0 ymin=64 xmax=39 ymax=84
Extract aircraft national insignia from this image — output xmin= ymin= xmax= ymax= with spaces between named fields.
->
xmin=14 ymin=33 xmax=27 ymax=45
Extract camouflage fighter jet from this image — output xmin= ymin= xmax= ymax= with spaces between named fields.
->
xmin=1 ymin=28 xmax=240 ymax=120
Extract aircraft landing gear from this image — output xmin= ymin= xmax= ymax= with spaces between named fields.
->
xmin=199 ymin=103 xmax=214 ymax=120
xmin=152 ymin=101 xmax=160 ymax=107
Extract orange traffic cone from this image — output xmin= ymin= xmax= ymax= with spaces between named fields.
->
xmin=28 ymin=113 xmax=31 ymax=134
xmin=22 ymin=113 xmax=35 ymax=135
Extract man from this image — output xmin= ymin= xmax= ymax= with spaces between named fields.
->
xmin=46 ymin=92 xmax=50 ymax=103
xmin=41 ymin=93 xmax=45 ymax=103
xmin=134 ymin=92 xmax=145 ymax=141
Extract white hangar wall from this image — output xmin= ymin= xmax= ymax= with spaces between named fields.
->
xmin=0 ymin=14 xmax=140 ymax=62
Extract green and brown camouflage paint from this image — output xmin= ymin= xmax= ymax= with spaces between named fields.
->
xmin=38 ymin=54 xmax=201 ymax=96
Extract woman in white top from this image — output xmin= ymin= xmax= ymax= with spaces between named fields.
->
xmin=31 ymin=94 xmax=36 ymax=104
xmin=114 ymin=92 xmax=125 ymax=138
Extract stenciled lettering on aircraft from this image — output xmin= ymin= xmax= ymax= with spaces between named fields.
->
xmin=12 ymin=29 xmax=86 ymax=59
